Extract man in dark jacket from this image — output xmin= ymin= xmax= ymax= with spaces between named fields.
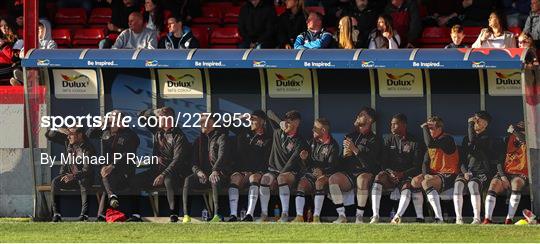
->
xmin=182 ymin=114 xmax=232 ymax=223
xmin=46 ymin=127 xmax=96 ymax=222
xmin=384 ymin=0 xmax=421 ymax=47
xmin=159 ymin=16 xmax=200 ymax=49
xmin=238 ymin=0 xmax=277 ymax=48
xmin=342 ymin=0 xmax=377 ymax=48
xmin=86 ymin=110 xmax=140 ymax=221
xmin=277 ymin=0 xmax=307 ymax=49
xmin=131 ymin=107 xmax=191 ymax=222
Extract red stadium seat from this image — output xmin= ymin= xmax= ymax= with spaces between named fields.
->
xmin=51 ymin=29 xmax=72 ymax=48
xmin=463 ymin=27 xmax=483 ymax=45
xmin=192 ymin=6 xmax=222 ymax=25
xmin=204 ymin=2 xmax=234 ymax=10
xmin=55 ymin=8 xmax=87 ymax=25
xmin=275 ymin=6 xmax=286 ymax=16
xmin=306 ymin=6 xmax=325 ymax=15
xmin=191 ymin=26 xmax=210 ymax=48
xmin=210 ymin=26 xmax=241 ymax=48
xmin=72 ymin=28 xmax=105 ymax=48
xmin=416 ymin=27 xmax=450 ymax=48
xmin=509 ymin=27 xmax=522 ymax=36
xmin=89 ymin=8 xmax=112 ymax=26
xmin=223 ymin=6 xmax=241 ymax=25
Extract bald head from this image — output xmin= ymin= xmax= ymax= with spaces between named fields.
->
xmin=128 ymin=12 xmax=144 ymax=33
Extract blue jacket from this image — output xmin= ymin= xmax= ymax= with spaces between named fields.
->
xmin=294 ymin=29 xmax=333 ymax=49
xmin=158 ymin=26 xmax=200 ymax=49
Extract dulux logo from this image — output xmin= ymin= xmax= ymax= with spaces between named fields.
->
xmin=472 ymin=61 xmax=486 ymax=68
xmin=165 ymin=74 xmax=195 ymax=88
xmin=60 ymin=74 xmax=90 ymax=88
xmin=253 ymin=61 xmax=267 ymax=68
xmin=385 ymin=73 xmax=415 ymax=86
xmin=145 ymin=60 xmax=159 ymax=67
xmin=37 ymin=59 xmax=50 ymax=66
xmin=361 ymin=60 xmax=375 ymax=68
xmin=275 ymin=73 xmax=304 ymax=87
xmin=495 ymin=72 xmax=521 ymax=85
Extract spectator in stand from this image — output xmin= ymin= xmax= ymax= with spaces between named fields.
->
xmin=336 ymin=16 xmax=356 ymax=48
xmin=460 ymin=0 xmax=497 ymax=26
xmin=159 ymin=0 xmax=202 ymax=24
xmin=239 ymin=0 xmax=277 ymax=48
xmin=7 ymin=0 xmax=50 ymax=37
xmin=524 ymin=0 xmax=540 ymax=47
xmin=445 ymin=25 xmax=468 ymax=48
xmin=384 ymin=0 xmax=421 ymax=47
xmin=0 ymin=18 xmax=18 ymax=81
xmin=500 ymin=0 xmax=530 ymax=28
xmin=518 ymin=32 xmax=539 ymax=66
xmin=112 ymin=12 xmax=158 ymax=49
xmin=422 ymin=0 xmax=462 ymax=27
xmin=158 ymin=16 xmax=200 ymax=49
xmin=278 ymin=0 xmax=307 ymax=49
xmin=342 ymin=0 xmax=377 ymax=48
xmin=368 ymin=14 xmax=400 ymax=49
xmin=143 ymin=0 xmax=166 ymax=33
xmin=472 ymin=11 xmax=517 ymax=48
xmin=294 ymin=12 xmax=334 ymax=49
xmin=326 ymin=0 xmax=352 ymax=27
xmin=109 ymin=0 xmax=140 ymax=34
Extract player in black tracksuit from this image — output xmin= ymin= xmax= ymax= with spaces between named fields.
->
xmin=371 ymin=113 xmax=424 ymax=224
xmin=182 ymin=114 xmax=232 ymax=223
xmin=46 ymin=127 xmax=96 ymax=222
xmin=132 ymin=107 xmax=191 ymax=222
xmin=259 ymin=110 xmax=307 ymax=222
xmin=227 ymin=110 xmax=272 ymax=222
xmin=453 ymin=111 xmax=499 ymax=224
xmin=292 ymin=117 xmax=340 ymax=223
xmin=328 ymin=107 xmax=382 ymax=223
xmin=86 ymin=110 xmax=140 ymax=221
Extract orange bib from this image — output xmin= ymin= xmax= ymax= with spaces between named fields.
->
xmin=428 ymin=137 xmax=459 ymax=174
xmin=504 ymin=134 xmax=528 ymax=175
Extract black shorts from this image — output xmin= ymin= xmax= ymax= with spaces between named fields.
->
xmin=455 ymin=173 xmax=489 ymax=191
xmin=342 ymin=169 xmax=375 ymax=189
xmin=432 ymin=173 xmax=457 ymax=192
xmin=265 ymin=170 xmax=298 ymax=180
xmin=494 ymin=173 xmax=529 ymax=185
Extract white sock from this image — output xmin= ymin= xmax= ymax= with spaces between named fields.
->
xmin=507 ymin=192 xmax=521 ymax=219
xmin=427 ymin=189 xmax=443 ymax=220
xmin=485 ymin=193 xmax=497 ymax=220
xmin=314 ymin=193 xmax=325 ymax=217
xmin=336 ymin=205 xmax=346 ymax=217
xmin=259 ymin=185 xmax=271 ymax=215
xmin=412 ymin=191 xmax=424 ymax=219
xmin=395 ymin=189 xmax=411 ymax=217
xmin=246 ymin=184 xmax=259 ymax=216
xmin=468 ymin=181 xmax=481 ymax=220
xmin=356 ymin=189 xmax=369 ymax=217
xmin=329 ymin=184 xmax=345 ymax=217
xmin=295 ymin=195 xmax=305 ymax=217
xmin=453 ymin=181 xmax=465 ymax=220
xmin=279 ymin=185 xmax=290 ymax=214
xmin=228 ymin=187 xmax=239 ymax=217
xmin=371 ymin=183 xmax=382 ymax=218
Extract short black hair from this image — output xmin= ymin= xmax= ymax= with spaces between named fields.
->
xmin=284 ymin=110 xmax=301 ymax=121
xmin=358 ymin=106 xmax=376 ymax=122
xmin=475 ymin=111 xmax=492 ymax=123
xmin=392 ymin=113 xmax=407 ymax=124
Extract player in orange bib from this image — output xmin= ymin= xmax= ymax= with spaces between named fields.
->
xmin=411 ymin=116 xmax=459 ymax=223
xmin=483 ymin=122 xmax=529 ymax=225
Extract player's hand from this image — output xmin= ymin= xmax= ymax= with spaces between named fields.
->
xmin=388 ymin=171 xmax=399 ymax=184
xmin=153 ymin=174 xmax=165 ymax=187
xmin=57 ymin=127 xmax=70 ymax=135
xmin=464 ymin=172 xmax=473 ymax=181
xmin=344 ymin=139 xmax=359 ymax=155
xmin=468 ymin=116 xmax=477 ymax=123
xmin=197 ymin=171 xmax=207 ymax=184
xmin=209 ymin=171 xmax=221 ymax=185
xmin=420 ymin=122 xmax=428 ymax=128
xmin=507 ymin=124 xmax=515 ymax=134
xmin=313 ymin=168 xmax=323 ymax=178
xmin=101 ymin=165 xmax=113 ymax=178
xmin=300 ymin=150 xmax=309 ymax=161
xmin=61 ymin=174 xmax=75 ymax=183
xmin=500 ymin=175 xmax=510 ymax=186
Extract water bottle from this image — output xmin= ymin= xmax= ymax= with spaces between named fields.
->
xmin=202 ymin=209 xmax=208 ymax=221
xmin=240 ymin=209 xmax=247 ymax=220
xmin=389 ymin=208 xmax=396 ymax=220
xmin=273 ymin=204 xmax=281 ymax=221
xmin=306 ymin=208 xmax=313 ymax=222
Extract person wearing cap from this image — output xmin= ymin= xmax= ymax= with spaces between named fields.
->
xmin=86 ymin=110 xmax=140 ymax=222
xmin=292 ymin=117 xmax=340 ymax=223
xmin=132 ymin=107 xmax=191 ymax=222
xmin=45 ymin=127 xmax=96 ymax=222
xmin=453 ymin=111 xmax=500 ymax=225
xmin=484 ymin=121 xmax=529 ymax=225
xmin=411 ymin=115 xmax=459 ymax=224
xmin=258 ymin=110 xmax=308 ymax=222
xmin=182 ymin=113 xmax=232 ymax=223
xmin=226 ymin=110 xmax=272 ymax=222
xmin=328 ymin=107 xmax=382 ymax=224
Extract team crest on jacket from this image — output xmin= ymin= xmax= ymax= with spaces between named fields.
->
xmin=321 ymin=147 xmax=329 ymax=156
xmin=256 ymin=139 xmax=264 ymax=147
xmin=287 ymin=142 xmax=295 ymax=152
